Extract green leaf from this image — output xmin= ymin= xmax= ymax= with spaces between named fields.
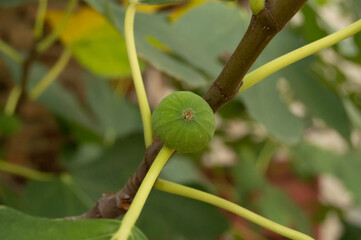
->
xmin=69 ymin=133 xmax=145 ymax=200
xmin=240 ymin=76 xmax=304 ymax=144
xmin=86 ymin=0 xmax=249 ymax=87
xmin=349 ymin=0 xmax=361 ymax=18
xmin=0 ymin=206 xmax=148 ymax=240
xmin=231 ymin=145 xmax=266 ymax=196
xmin=301 ymin=4 xmax=328 ymax=43
xmin=21 ymin=134 xmax=145 ymax=218
xmin=335 ymin=151 xmax=361 ymax=206
xmin=291 ymin=142 xmax=339 ymax=178
xmin=138 ymin=190 xmax=229 ymax=240
xmin=84 ymin=75 xmax=142 ymax=142
xmin=23 ymin=176 xmax=93 ymax=218
xmin=0 ymin=184 xmax=22 ymax=209
xmin=30 ymin=65 xmax=97 ymax=131
xmin=284 ymin=62 xmax=352 ymax=142
xmin=343 ymin=98 xmax=361 ymax=131
xmin=256 ymin=186 xmax=311 ymax=234
xmin=160 ymin=155 xmax=203 ymax=184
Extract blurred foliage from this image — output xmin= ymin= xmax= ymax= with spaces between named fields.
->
xmin=1 ymin=0 xmax=361 ymax=239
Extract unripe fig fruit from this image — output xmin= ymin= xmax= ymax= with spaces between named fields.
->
xmin=152 ymin=91 xmax=215 ymax=153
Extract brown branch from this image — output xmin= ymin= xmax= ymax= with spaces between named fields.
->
xmin=67 ymin=139 xmax=164 ymax=220
xmin=204 ymin=0 xmax=307 ymax=112
xmin=70 ymin=0 xmax=307 ymax=220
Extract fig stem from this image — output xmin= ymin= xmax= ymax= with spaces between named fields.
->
xmin=0 ymin=160 xmax=55 ymax=181
xmin=34 ymin=0 xmax=48 ymax=39
xmin=29 ymin=48 xmax=72 ymax=99
xmin=36 ymin=0 xmax=78 ymax=53
xmin=111 ymin=146 xmax=174 ymax=240
xmin=124 ymin=0 xmax=153 ymax=148
xmin=154 ymin=179 xmax=315 ymax=240
xmin=239 ymin=19 xmax=361 ymax=93
xmin=0 ymin=38 xmax=23 ymax=64
xmin=4 ymin=86 xmax=22 ymax=116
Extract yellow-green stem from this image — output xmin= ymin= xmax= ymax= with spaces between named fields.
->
xmin=0 ymin=39 xmax=23 ymax=64
xmin=255 ymin=141 xmax=276 ymax=174
xmin=30 ymin=48 xmax=72 ymax=99
xmin=34 ymin=0 xmax=48 ymax=39
xmin=111 ymin=146 xmax=174 ymax=240
xmin=0 ymin=160 xmax=54 ymax=181
xmin=154 ymin=179 xmax=314 ymax=240
xmin=239 ymin=19 xmax=361 ymax=93
xmin=4 ymin=86 xmax=22 ymax=116
xmin=36 ymin=0 xmax=78 ymax=53
xmin=124 ymin=0 xmax=153 ymax=148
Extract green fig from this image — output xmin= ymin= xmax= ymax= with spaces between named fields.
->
xmin=151 ymin=91 xmax=215 ymax=153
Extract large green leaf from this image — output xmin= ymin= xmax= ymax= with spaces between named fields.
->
xmin=138 ymin=190 xmax=229 ymax=240
xmin=291 ymin=142 xmax=339 ymax=178
xmin=69 ymin=133 xmax=145 ymax=200
xmin=160 ymin=155 xmax=204 ymax=185
xmin=20 ymin=134 xmax=145 ymax=218
xmin=241 ymin=26 xmax=351 ymax=143
xmin=23 ymin=176 xmax=93 ymax=218
xmin=20 ymin=132 xmax=228 ymax=239
xmin=240 ymin=76 xmax=304 ymax=144
xmin=0 ymin=206 xmax=148 ymax=240
xmin=300 ymin=4 xmax=328 ymax=43
xmin=284 ymin=62 xmax=352 ymax=142
xmin=86 ymin=0 xmax=249 ymax=87
xmin=0 ymin=184 xmax=22 ymax=209
xmin=30 ymin=66 xmax=97 ymax=131
xmin=85 ymin=75 xmax=142 ymax=142
xmin=335 ymin=151 xmax=361 ymax=206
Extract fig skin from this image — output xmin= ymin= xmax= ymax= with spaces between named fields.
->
xmin=151 ymin=91 xmax=215 ymax=153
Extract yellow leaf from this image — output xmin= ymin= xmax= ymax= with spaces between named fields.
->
xmin=46 ymin=7 xmax=107 ymax=44
xmin=46 ymin=7 xmax=141 ymax=78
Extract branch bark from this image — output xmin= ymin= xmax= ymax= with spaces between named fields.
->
xmin=204 ymin=0 xmax=307 ymax=112
xmin=70 ymin=0 xmax=307 ymax=220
